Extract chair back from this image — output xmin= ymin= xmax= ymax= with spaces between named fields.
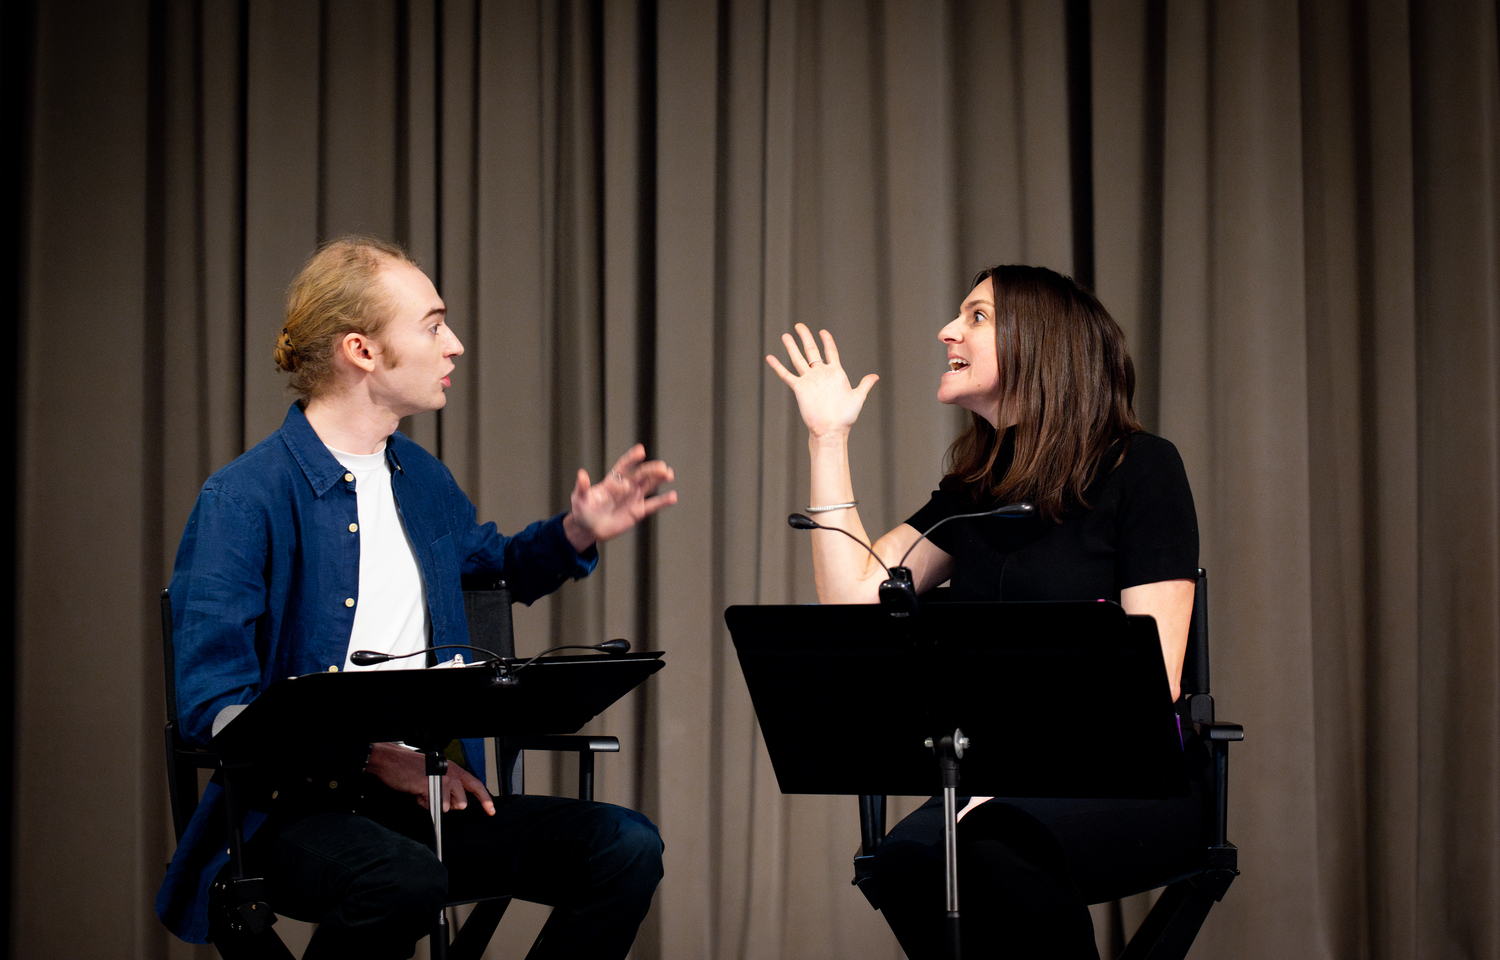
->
xmin=161 ymin=587 xmax=220 ymax=843
xmin=460 ymin=578 xmax=526 ymax=794
xmin=461 ymin=577 xmax=516 ymax=659
xmin=162 ymin=588 xmax=180 ymax=724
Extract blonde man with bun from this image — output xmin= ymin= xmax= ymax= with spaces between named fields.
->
xmin=159 ymin=236 xmax=674 ymax=960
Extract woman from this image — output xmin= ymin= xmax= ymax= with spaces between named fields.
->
xmin=767 ymin=265 xmax=1204 ymax=959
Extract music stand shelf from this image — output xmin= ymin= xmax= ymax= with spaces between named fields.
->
xmin=726 ymin=601 xmax=1184 ymax=799
xmin=211 ymin=652 xmax=665 ymax=759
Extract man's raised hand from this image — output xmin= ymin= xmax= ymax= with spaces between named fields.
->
xmin=563 ymin=445 xmax=678 ymax=552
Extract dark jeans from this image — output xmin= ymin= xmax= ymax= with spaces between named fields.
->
xmin=872 ymin=746 xmax=1209 ymax=960
xmin=230 ymin=777 xmax=663 ymax=960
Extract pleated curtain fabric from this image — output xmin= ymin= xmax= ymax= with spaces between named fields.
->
xmin=12 ymin=1 xmax=1500 ymax=958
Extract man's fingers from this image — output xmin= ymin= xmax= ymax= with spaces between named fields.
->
xmin=453 ymin=768 xmax=497 ymax=816
xmin=611 ymin=444 xmax=648 ymax=474
xmin=630 ymin=460 xmax=674 ymax=490
xmin=464 ymin=773 xmax=497 ymax=816
xmin=638 ymin=491 xmax=679 ymax=518
xmin=603 ymin=449 xmax=672 ymax=494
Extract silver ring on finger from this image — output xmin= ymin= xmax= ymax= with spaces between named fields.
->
xmin=612 ymin=470 xmax=626 ymax=483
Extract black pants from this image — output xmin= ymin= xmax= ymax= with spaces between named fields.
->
xmin=227 ymin=777 xmax=663 ymax=960
xmin=872 ymin=748 xmax=1209 ymax=960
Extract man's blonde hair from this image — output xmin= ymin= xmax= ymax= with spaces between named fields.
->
xmin=274 ymin=235 xmax=418 ymax=399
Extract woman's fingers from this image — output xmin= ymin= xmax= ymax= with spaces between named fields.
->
xmin=795 ymin=323 xmax=823 ymax=363
xmin=765 ymin=353 xmax=796 ymax=384
xmin=819 ymin=328 xmax=840 ymax=367
xmin=766 ymin=325 xmax=877 ymax=435
xmin=772 ymin=324 xmax=839 ymax=377
xmin=779 ymin=331 xmax=811 ymax=371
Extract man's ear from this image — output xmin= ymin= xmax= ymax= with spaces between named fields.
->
xmin=340 ymin=331 xmax=380 ymax=373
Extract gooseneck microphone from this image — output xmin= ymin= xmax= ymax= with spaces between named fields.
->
xmin=349 ymin=639 xmax=632 ymax=686
xmin=788 ymin=512 xmax=894 ymax=577
xmin=350 ymin=644 xmax=501 ymax=667
xmin=788 ymin=501 xmax=1035 ymax=617
xmin=893 ymin=501 xmax=1035 ymax=568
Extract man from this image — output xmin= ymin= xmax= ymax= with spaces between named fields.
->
xmin=157 ymin=236 xmax=675 ymax=959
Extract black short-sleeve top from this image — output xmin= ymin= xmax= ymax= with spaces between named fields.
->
xmin=905 ymin=431 xmax=1199 ymax=602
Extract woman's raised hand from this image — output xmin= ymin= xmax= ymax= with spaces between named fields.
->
xmin=766 ymin=323 xmax=880 ymax=438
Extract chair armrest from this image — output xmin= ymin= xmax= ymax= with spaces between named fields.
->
xmin=174 ymin=744 xmax=223 ymax=768
xmin=1190 ymin=719 xmax=1243 ymax=851
xmin=1194 ymin=720 xmax=1243 ymax=742
xmin=503 ymin=735 xmax=620 ymax=755
xmin=495 ymin=735 xmax=621 ymax=802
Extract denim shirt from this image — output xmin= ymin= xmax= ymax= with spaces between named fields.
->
xmin=156 ymin=403 xmax=597 ymax=942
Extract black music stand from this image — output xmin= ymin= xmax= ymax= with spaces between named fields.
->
xmin=725 ymin=600 xmax=1185 ymax=960
xmin=210 ymin=652 xmax=664 ymax=959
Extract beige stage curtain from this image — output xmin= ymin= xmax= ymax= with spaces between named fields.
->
xmin=13 ymin=1 xmax=1499 ymax=959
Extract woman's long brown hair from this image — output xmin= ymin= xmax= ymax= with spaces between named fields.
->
xmin=943 ymin=265 xmax=1142 ymax=521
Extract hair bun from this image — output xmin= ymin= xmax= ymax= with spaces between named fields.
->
xmin=273 ymin=330 xmax=298 ymax=371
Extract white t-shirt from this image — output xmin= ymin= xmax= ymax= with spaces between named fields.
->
xmin=329 ymin=443 xmax=430 ymax=671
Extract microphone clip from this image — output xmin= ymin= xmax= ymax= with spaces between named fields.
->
xmin=879 ymin=566 xmax=919 ymax=618
xmin=488 ymin=662 xmax=520 ymax=688
xmin=485 ymin=639 xmax=634 ymax=688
